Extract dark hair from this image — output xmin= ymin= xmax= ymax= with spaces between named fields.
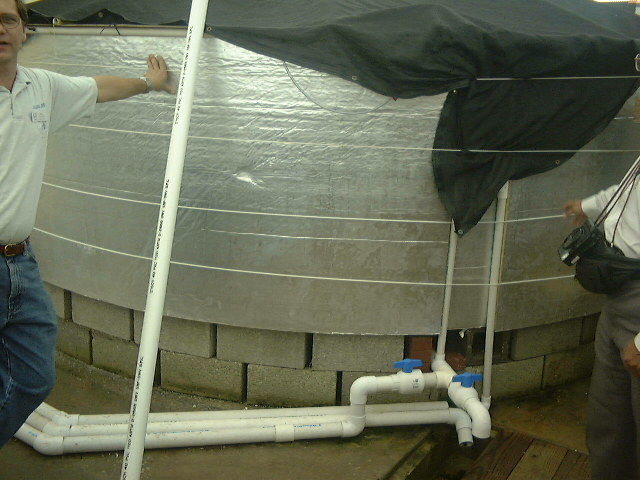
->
xmin=15 ymin=0 xmax=28 ymax=24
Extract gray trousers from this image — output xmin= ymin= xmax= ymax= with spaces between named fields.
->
xmin=588 ymin=280 xmax=640 ymax=480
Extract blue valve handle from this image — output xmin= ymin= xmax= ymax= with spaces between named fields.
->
xmin=452 ymin=372 xmax=483 ymax=388
xmin=393 ymin=358 xmax=423 ymax=373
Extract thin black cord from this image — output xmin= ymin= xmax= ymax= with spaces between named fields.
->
xmin=611 ymin=174 xmax=638 ymax=246
xmin=594 ymin=155 xmax=640 ymax=227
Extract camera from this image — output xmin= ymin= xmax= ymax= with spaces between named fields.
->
xmin=558 ymin=219 xmax=603 ymax=265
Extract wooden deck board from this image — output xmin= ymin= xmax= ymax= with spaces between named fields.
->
xmin=461 ymin=431 xmax=533 ymax=480
xmin=507 ymin=440 xmax=567 ymax=480
xmin=552 ymin=450 xmax=591 ymax=480
xmin=461 ymin=430 xmax=590 ymax=480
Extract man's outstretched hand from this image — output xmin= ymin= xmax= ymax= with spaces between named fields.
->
xmin=144 ymin=54 xmax=175 ymax=94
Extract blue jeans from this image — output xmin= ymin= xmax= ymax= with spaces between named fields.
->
xmin=0 ymin=243 xmax=56 ymax=447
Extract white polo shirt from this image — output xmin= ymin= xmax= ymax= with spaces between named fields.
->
xmin=581 ymin=177 xmax=640 ymax=260
xmin=0 ymin=66 xmax=97 ymax=244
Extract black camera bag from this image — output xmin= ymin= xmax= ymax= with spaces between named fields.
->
xmin=559 ymin=159 xmax=640 ymax=295
xmin=573 ymin=230 xmax=640 ymax=294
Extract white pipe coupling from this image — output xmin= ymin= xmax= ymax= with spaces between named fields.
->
xmin=393 ymin=370 xmax=425 ymax=395
xmin=349 ymin=370 xmax=427 ymax=405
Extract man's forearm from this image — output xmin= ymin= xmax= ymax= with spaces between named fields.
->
xmin=93 ymin=55 xmax=173 ymax=103
xmin=93 ymin=76 xmax=148 ymax=103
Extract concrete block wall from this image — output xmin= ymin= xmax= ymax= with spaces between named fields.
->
xmin=47 ymin=283 xmax=598 ymax=407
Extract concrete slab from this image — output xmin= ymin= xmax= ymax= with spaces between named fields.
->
xmin=491 ymin=377 xmax=589 ymax=453
xmin=0 ymin=353 xmax=444 ymax=480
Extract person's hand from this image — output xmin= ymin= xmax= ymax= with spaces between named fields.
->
xmin=562 ymin=200 xmax=587 ymax=227
xmin=622 ymin=339 xmax=640 ymax=378
xmin=144 ymin=55 xmax=175 ymax=94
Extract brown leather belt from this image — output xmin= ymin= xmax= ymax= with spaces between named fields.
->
xmin=0 ymin=238 xmax=29 ymax=257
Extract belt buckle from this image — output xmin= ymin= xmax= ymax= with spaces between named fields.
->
xmin=4 ymin=242 xmax=22 ymax=257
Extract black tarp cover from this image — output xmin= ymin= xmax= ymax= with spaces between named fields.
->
xmin=29 ymin=0 xmax=640 ymax=233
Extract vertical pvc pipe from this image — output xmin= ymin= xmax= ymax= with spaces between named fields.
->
xmin=435 ymin=221 xmax=458 ymax=361
xmin=120 ymin=1 xmax=209 ymax=478
xmin=481 ymin=182 xmax=509 ymax=408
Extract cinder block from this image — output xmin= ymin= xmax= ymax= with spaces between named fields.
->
xmin=312 ymin=334 xmax=404 ymax=372
xmin=217 ymin=325 xmax=309 ymax=369
xmin=510 ymin=319 xmax=582 ymax=361
xmin=161 ymin=351 xmax=245 ymax=402
xmin=248 ymin=364 xmax=336 ymax=407
xmin=543 ymin=343 xmax=595 ymax=388
xmin=133 ymin=312 xmax=215 ymax=358
xmin=56 ymin=318 xmax=92 ymax=363
xmin=340 ymin=371 xmax=441 ymax=405
xmin=72 ymin=294 xmax=132 ymax=340
xmin=44 ymin=283 xmax=70 ymax=320
xmin=468 ymin=356 xmax=545 ymax=400
xmin=92 ymin=332 xmax=142 ymax=378
xmin=581 ymin=314 xmax=599 ymax=344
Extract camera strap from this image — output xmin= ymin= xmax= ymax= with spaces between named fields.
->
xmin=593 ymin=154 xmax=640 ymax=237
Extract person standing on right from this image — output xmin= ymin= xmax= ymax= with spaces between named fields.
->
xmin=563 ymin=164 xmax=640 ymax=479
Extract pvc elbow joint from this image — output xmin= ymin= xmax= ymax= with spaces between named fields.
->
xmin=447 ymin=378 xmax=491 ymax=439
xmin=465 ymin=399 xmax=491 ymax=439
xmin=448 ymin=408 xmax=473 ymax=447
xmin=349 ymin=376 xmax=378 ymax=405
xmin=36 ymin=403 xmax=78 ymax=426
xmin=341 ymin=415 xmax=366 ymax=437
xmin=33 ymin=432 xmax=65 ymax=456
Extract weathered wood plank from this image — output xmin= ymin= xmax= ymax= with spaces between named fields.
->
xmin=507 ymin=440 xmax=567 ymax=480
xmin=552 ymin=450 xmax=590 ymax=480
xmin=462 ymin=431 xmax=533 ymax=480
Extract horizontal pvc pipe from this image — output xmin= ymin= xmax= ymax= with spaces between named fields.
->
xmin=19 ymin=415 xmax=367 ymax=455
xmin=20 ymin=404 xmax=484 ymax=455
xmin=38 ymin=414 xmax=353 ymax=437
xmin=364 ymin=408 xmax=473 ymax=446
xmin=35 ymin=401 xmax=451 ymax=427
xmin=30 ymin=402 xmax=454 ymax=438
xmin=350 ymin=369 xmax=431 ymax=405
xmin=18 ymin=365 xmax=483 ymax=455
xmin=31 ymin=26 xmax=188 ymax=37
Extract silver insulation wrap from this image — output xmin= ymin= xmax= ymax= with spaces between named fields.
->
xmin=22 ymin=29 xmax=640 ymax=334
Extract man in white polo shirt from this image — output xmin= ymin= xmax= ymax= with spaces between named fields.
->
xmin=0 ymin=0 xmax=174 ymax=447
xmin=563 ymin=159 xmax=640 ymax=479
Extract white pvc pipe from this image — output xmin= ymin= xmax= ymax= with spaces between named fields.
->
xmin=436 ymin=221 xmax=458 ymax=360
xmin=19 ymin=402 xmax=479 ymax=455
xmin=430 ymin=358 xmax=491 ymax=439
xmin=20 ymin=423 xmax=359 ymax=455
xmin=31 ymin=404 xmax=452 ymax=436
xmin=18 ymin=407 xmax=476 ymax=455
xmin=350 ymin=369 xmax=431 ymax=404
xmin=31 ymin=26 xmax=188 ymax=37
xmin=366 ymin=408 xmax=473 ymax=447
xmin=121 ymin=1 xmax=209 ymax=479
xmin=17 ymin=417 xmax=368 ymax=455
xmin=481 ymin=182 xmax=510 ymax=408
xmin=18 ymin=363 xmax=488 ymax=456
xmin=35 ymin=401 xmax=452 ymax=427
